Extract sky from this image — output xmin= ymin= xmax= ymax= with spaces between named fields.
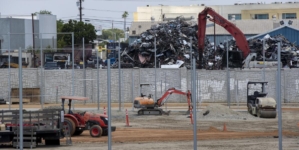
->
xmin=0 ymin=0 xmax=295 ymax=29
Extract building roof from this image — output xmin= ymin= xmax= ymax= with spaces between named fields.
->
xmin=129 ymin=19 xmax=299 ymax=37
xmin=246 ymin=25 xmax=299 ymax=42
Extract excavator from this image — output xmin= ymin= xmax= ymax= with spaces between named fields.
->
xmin=134 ymin=86 xmax=192 ymax=115
xmin=197 ymin=7 xmax=250 ymax=69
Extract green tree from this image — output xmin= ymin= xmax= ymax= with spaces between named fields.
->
xmin=122 ymin=11 xmax=129 ymax=38
xmin=61 ymin=19 xmax=97 ymax=45
xmin=100 ymin=28 xmax=124 ymax=41
xmin=57 ymin=19 xmax=66 ymax=48
xmin=33 ymin=10 xmax=52 ymax=15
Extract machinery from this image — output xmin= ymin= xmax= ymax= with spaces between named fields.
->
xmin=61 ymin=96 xmax=116 ymax=137
xmin=247 ymin=81 xmax=277 ymax=118
xmin=197 ymin=7 xmax=250 ymax=69
xmin=134 ymin=84 xmax=192 ymax=115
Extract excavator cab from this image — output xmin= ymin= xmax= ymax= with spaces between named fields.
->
xmin=247 ymin=82 xmax=277 ymax=118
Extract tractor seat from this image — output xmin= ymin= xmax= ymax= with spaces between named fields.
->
xmin=257 ymin=92 xmax=267 ymax=97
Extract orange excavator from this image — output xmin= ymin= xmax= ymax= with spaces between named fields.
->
xmin=197 ymin=7 xmax=250 ymax=69
xmin=134 ymin=86 xmax=192 ymax=115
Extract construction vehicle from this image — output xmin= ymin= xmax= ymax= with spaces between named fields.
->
xmin=133 ymin=84 xmax=192 ymax=115
xmin=0 ymin=55 xmax=27 ymax=68
xmin=197 ymin=7 xmax=250 ymax=69
xmin=247 ymin=81 xmax=277 ymax=118
xmin=61 ymin=96 xmax=116 ymax=137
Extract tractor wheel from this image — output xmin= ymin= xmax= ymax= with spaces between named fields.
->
xmin=74 ymin=129 xmax=84 ymax=136
xmin=90 ymin=125 xmax=103 ymax=137
xmin=64 ymin=118 xmax=76 ymax=136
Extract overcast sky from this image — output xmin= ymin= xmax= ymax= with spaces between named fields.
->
xmin=0 ymin=0 xmax=294 ymax=29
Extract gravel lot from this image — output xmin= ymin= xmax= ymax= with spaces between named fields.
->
xmin=0 ymin=103 xmax=298 ymax=150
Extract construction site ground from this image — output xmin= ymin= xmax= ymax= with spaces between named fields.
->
xmin=0 ymin=103 xmax=299 ymax=150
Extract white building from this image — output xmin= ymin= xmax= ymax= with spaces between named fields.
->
xmin=0 ymin=14 xmax=57 ymax=53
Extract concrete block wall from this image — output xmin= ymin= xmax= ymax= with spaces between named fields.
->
xmin=0 ymin=68 xmax=298 ymax=103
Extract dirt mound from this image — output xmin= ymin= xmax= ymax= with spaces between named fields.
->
xmin=198 ymin=104 xmax=256 ymax=120
xmin=207 ymin=126 xmax=221 ymax=132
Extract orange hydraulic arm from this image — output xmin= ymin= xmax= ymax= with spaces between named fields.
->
xmin=197 ymin=7 xmax=250 ymax=68
xmin=156 ymin=88 xmax=192 ymax=110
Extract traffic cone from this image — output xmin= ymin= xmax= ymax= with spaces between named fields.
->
xmin=125 ymin=109 xmax=131 ymax=127
xmin=223 ymin=123 xmax=227 ymax=132
xmin=103 ymin=107 xmax=106 ymax=115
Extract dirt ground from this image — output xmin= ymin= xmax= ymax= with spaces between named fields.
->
xmin=1 ymin=103 xmax=299 ymax=150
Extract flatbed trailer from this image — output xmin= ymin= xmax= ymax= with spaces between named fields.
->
xmin=0 ymin=109 xmax=66 ymax=148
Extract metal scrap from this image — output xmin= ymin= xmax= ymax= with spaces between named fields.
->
xmin=119 ymin=16 xmax=298 ymax=69
xmin=119 ymin=16 xmax=198 ymax=69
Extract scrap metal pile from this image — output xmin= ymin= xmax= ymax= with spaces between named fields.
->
xmin=118 ymin=16 xmax=298 ymax=69
xmin=245 ymin=34 xmax=299 ymax=68
xmin=119 ymin=17 xmax=199 ymax=69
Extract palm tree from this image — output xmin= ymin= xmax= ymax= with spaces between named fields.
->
xmin=122 ymin=11 xmax=129 ymax=39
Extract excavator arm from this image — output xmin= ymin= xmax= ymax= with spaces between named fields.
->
xmin=197 ymin=7 xmax=250 ymax=68
xmin=156 ymin=88 xmax=192 ymax=110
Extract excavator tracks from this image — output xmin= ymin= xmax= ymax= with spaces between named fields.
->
xmin=137 ymin=108 xmax=165 ymax=115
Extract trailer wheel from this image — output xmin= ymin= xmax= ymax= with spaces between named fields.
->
xmin=90 ymin=125 xmax=103 ymax=137
xmin=74 ymin=129 xmax=84 ymax=135
xmin=64 ymin=118 xmax=76 ymax=136
xmin=45 ymin=139 xmax=60 ymax=145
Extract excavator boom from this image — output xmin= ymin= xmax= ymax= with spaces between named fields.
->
xmin=157 ymin=88 xmax=191 ymax=108
xmin=197 ymin=7 xmax=250 ymax=68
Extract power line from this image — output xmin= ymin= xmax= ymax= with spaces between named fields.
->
xmin=84 ymin=8 xmax=156 ymax=14
xmin=84 ymin=8 xmax=132 ymax=13
xmin=59 ymin=15 xmax=132 ymax=20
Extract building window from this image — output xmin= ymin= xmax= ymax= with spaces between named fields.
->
xmin=228 ymin=14 xmax=242 ymax=20
xmin=254 ymin=14 xmax=269 ymax=19
xmin=282 ymin=13 xmax=297 ymax=19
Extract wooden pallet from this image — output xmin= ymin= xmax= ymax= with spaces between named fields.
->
xmin=11 ymin=98 xmax=30 ymax=104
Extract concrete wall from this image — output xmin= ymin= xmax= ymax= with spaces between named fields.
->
xmin=0 ymin=68 xmax=298 ymax=104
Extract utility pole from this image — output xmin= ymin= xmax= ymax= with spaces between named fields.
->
xmin=112 ymin=20 xmax=114 ymax=29
xmin=79 ymin=0 xmax=82 ymax=22
xmin=31 ymin=13 xmax=36 ymax=67
xmin=77 ymin=0 xmax=83 ymax=22
xmin=159 ymin=4 xmax=163 ymax=21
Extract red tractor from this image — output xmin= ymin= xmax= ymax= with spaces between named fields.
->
xmin=61 ymin=96 xmax=116 ymax=137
